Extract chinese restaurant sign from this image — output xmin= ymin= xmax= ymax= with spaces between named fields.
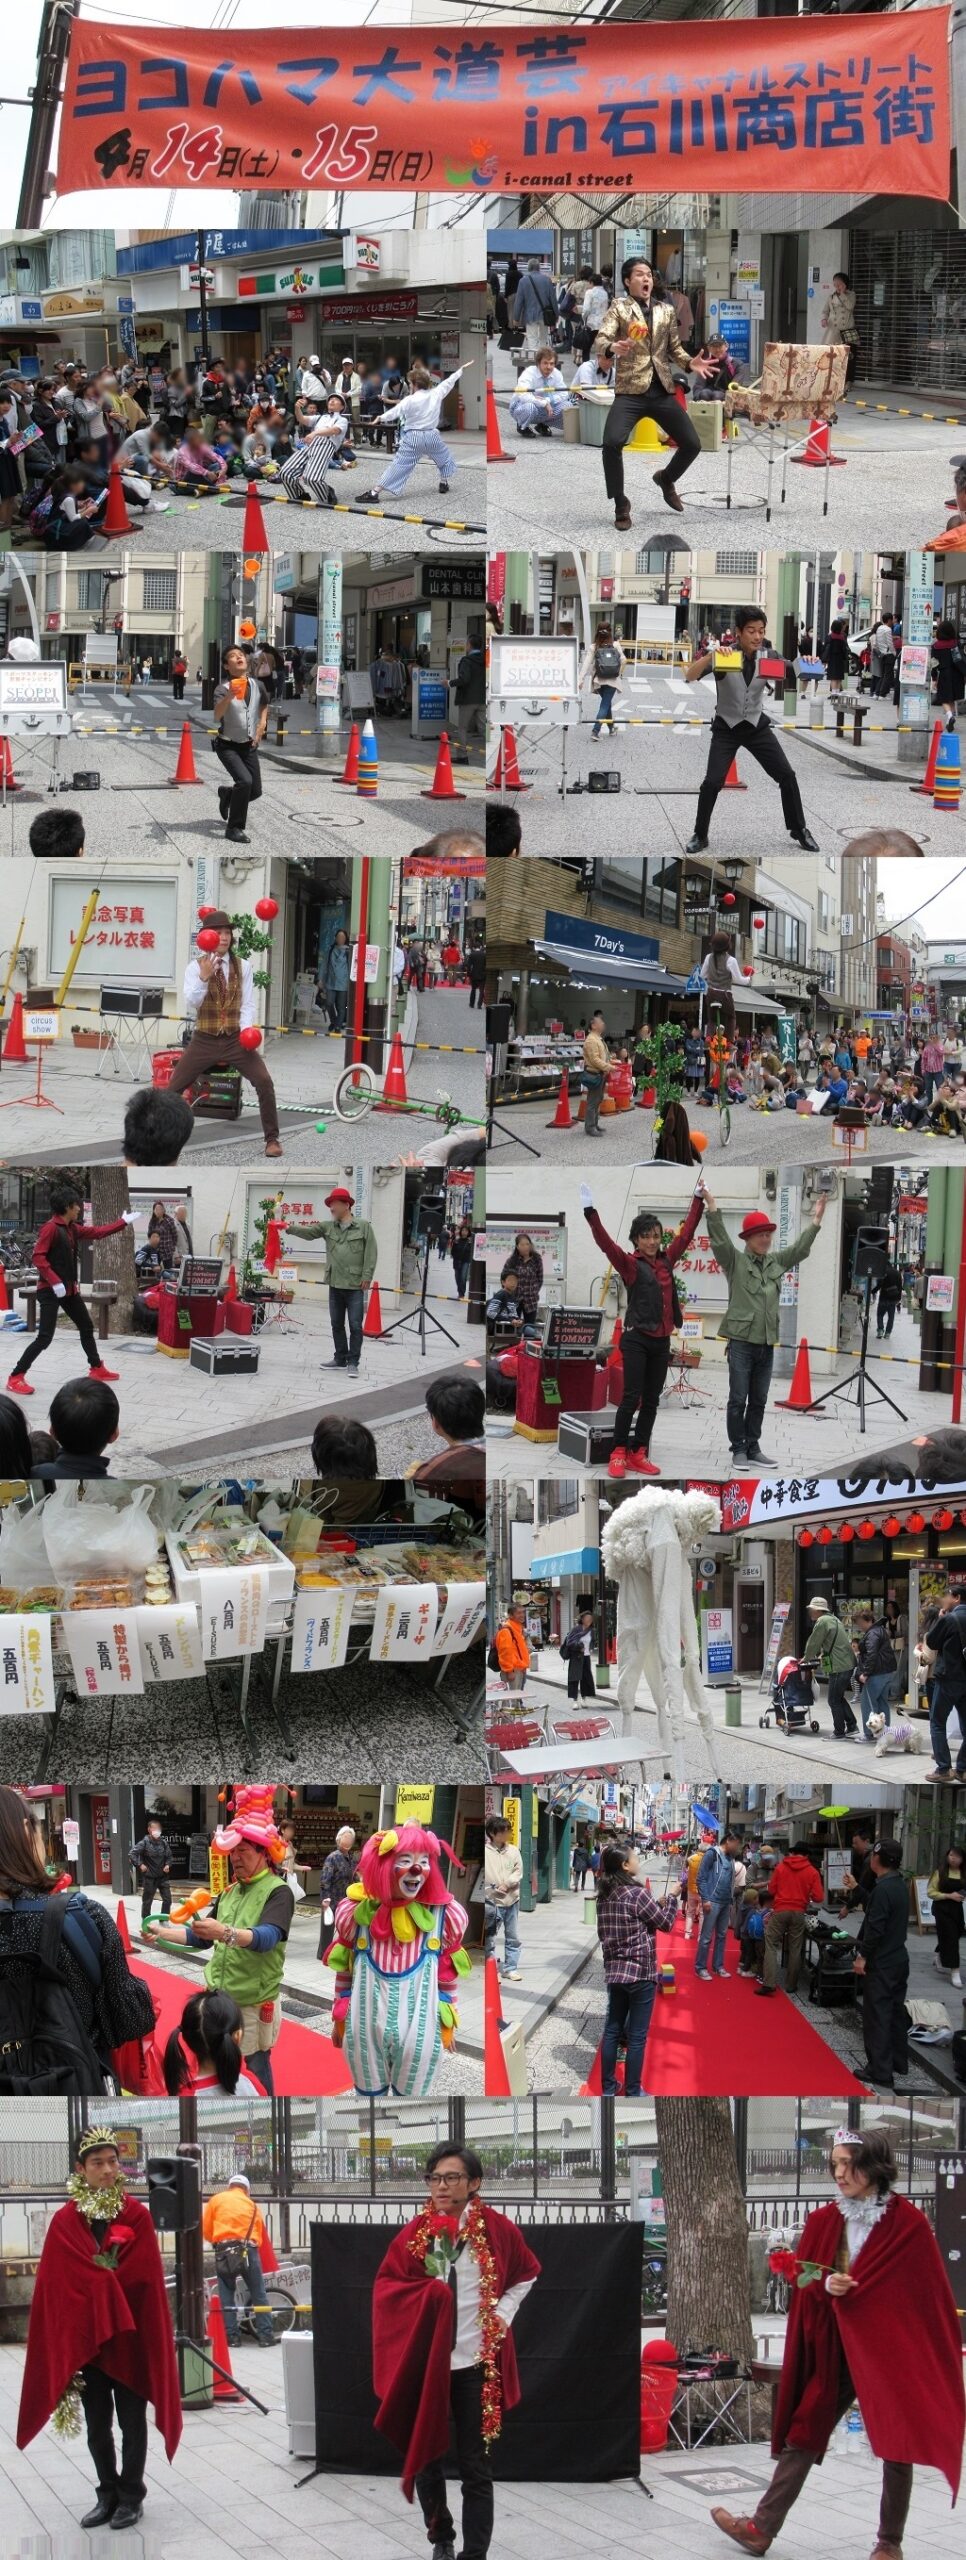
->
xmin=57 ymin=14 xmax=951 ymax=199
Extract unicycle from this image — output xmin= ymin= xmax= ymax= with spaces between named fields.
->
xmin=707 ymin=1007 xmax=732 ymax=1149
xmin=333 ymin=1061 xmax=378 ymax=1119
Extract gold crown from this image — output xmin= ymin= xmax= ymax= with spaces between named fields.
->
xmin=77 ymin=2125 xmax=119 ymax=2157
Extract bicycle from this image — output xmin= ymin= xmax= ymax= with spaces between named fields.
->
xmin=165 ymin=2260 xmax=309 ymax=2341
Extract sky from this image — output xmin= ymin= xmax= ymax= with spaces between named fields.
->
xmin=876 ymin=856 xmax=966 ymax=945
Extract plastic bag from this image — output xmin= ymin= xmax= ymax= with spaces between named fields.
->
xmin=42 ymin=1484 xmax=159 ymax=1580
xmin=0 ymin=1502 xmax=54 ymax=1595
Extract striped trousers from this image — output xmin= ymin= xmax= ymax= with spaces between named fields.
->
xmin=278 ymin=438 xmax=337 ymax=502
xmin=376 ymin=426 xmax=454 ymax=494
xmin=343 ymin=1944 xmax=442 ymax=2097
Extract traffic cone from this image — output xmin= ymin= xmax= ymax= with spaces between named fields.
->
xmin=775 ymin=1337 xmax=816 ymax=1411
xmin=547 ymin=1070 xmax=572 ymax=1129
xmin=115 ymin=1897 xmax=133 ymax=1953
xmin=421 ymin=732 xmax=466 ymax=801
xmin=169 ymin=720 xmax=202 ymax=785
xmin=485 ymin=1956 xmax=512 ymax=2094
xmin=206 ymin=2291 xmax=243 ymax=2402
xmin=242 ymin=480 xmax=269 ymax=551
xmin=2 ymin=993 xmax=27 ymax=1063
xmin=0 ymin=737 xmax=23 ymax=792
xmin=486 ymin=376 xmax=515 ymax=464
xmin=225 ymin=1262 xmax=238 ymax=1303
xmin=911 ymin=717 xmax=943 ymax=797
xmin=0 ymin=1266 xmax=8 ymax=1314
xmin=375 ymin=1032 xmax=409 ymax=1111
xmin=723 ymin=756 xmax=747 ymax=790
xmin=363 ymin=1281 xmax=384 ymax=1337
xmin=101 ymin=461 xmax=134 ymax=537
xmin=607 ymin=1317 xmax=623 ymax=1368
xmin=357 ymin=716 xmax=378 ymax=798
xmin=494 ymin=726 xmax=530 ymax=792
xmin=790 ymin=416 xmax=846 ymax=469
xmin=627 ymin=413 xmax=667 ymax=453
xmin=334 ymin=722 xmax=361 ymax=786
xmin=934 ymin=726 xmax=962 ymax=812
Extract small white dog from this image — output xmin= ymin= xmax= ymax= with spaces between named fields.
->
xmin=866 ymin=1712 xmax=928 ymax=1757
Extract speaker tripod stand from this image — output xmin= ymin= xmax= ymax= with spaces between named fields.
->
xmin=802 ymin=1272 xmax=907 ymax=1439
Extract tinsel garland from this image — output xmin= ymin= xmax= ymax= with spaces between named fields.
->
xmin=408 ymin=2199 xmax=505 ymax=2444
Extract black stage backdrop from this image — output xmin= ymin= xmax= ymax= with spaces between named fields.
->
xmin=310 ymin=2220 xmax=643 ymax=2482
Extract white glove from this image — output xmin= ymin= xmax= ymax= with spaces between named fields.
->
xmin=579 ymin=1185 xmax=593 ymax=1209
xmin=121 ymin=1211 xmax=137 ymax=1226
xmin=52 ymin=1283 xmax=66 ymax=1299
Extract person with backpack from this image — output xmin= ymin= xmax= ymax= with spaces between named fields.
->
xmin=201 ymin=2172 xmax=277 ymax=2345
xmin=17 ymin=2122 xmax=182 ymax=2528
xmin=561 ymin=1605 xmax=597 ymax=1700
xmin=0 ymin=1785 xmax=155 ymax=2094
xmin=923 ymin=1587 xmax=966 ymax=1780
xmin=579 ymin=623 xmax=626 ymax=738
xmin=130 ymin=1815 xmax=172 ymax=1922
xmin=874 ymin=1261 xmax=904 ymax=1339
xmin=802 ymin=1596 xmax=860 ymax=1737
xmin=489 ymin=1603 xmax=530 ymax=1692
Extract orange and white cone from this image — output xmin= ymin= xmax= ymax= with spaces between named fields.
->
xmin=421 ymin=732 xmax=466 ymax=801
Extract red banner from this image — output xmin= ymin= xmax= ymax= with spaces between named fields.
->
xmin=56 ymin=14 xmax=951 ymax=199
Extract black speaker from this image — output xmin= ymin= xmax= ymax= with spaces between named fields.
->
xmin=486 ymin=1003 xmax=512 ymax=1045
xmin=854 ymin=1225 xmax=891 ymax=1283
xmin=146 ymin=2154 xmax=201 ymax=2231
xmin=64 ymin=772 xmax=101 ymax=790
xmin=587 ymin=769 xmax=620 ymax=792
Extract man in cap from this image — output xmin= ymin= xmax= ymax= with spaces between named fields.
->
xmin=144 ymin=1786 xmax=294 ymax=2092
xmin=700 ymin=1184 xmax=826 ymax=1464
xmin=18 ymin=2125 xmax=182 ymax=2529
xmin=281 ymin=1187 xmax=377 ymax=1379
xmin=201 ymin=2172 xmax=276 ymax=2347
xmin=168 ymin=909 xmax=282 ymax=1158
xmin=802 ymin=1595 xmax=860 ymax=1737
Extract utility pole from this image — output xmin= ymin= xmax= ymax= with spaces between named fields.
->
xmin=197 ymin=230 xmax=211 ymax=373
xmin=18 ymin=0 xmax=77 ymax=229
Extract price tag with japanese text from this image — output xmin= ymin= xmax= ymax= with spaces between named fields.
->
xmin=432 ymin=1584 xmax=486 ymax=1657
xmin=289 ymin=1584 xmax=354 ymax=1674
xmin=61 ymin=1610 xmax=144 ymax=1697
xmin=0 ymin=1613 xmax=56 ymax=1716
xmin=370 ymin=1582 xmax=438 ymax=1662
xmin=136 ymin=1605 xmax=204 ymax=1684
xmin=199 ymin=1569 xmax=268 ymax=1660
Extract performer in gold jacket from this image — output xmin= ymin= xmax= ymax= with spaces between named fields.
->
xmin=591 ymin=257 xmax=717 ymax=527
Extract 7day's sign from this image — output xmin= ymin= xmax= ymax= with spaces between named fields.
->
xmin=57 ymin=15 xmax=951 ymax=199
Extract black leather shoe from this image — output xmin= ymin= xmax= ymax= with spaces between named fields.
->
xmin=110 ymin=2507 xmax=144 ymax=2532
xmin=224 ymin=828 xmax=250 ymax=843
xmin=789 ymin=827 xmax=820 ymax=850
xmin=81 ymin=2495 xmax=118 ymax=2529
xmin=685 ymin=832 xmax=710 ymax=854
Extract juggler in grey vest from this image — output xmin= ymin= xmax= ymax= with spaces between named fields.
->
xmin=713 ymin=653 xmax=770 ymax=728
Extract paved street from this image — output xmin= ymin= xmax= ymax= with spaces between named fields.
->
xmin=493 ymin=1096 xmax=963 ymax=1167
xmin=488 ymin=346 xmax=955 ymax=552
xmin=0 ymin=2336 xmax=952 ymax=2560
xmin=0 ymin=985 xmax=484 ymax=1163
xmin=12 ymin=448 xmax=487 ymax=555
xmin=0 ymin=679 xmax=483 ymax=861
xmin=491 ymin=671 xmax=949 ymax=858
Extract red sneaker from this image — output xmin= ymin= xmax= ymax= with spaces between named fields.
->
xmin=6 ymin=1372 xmax=33 ymax=1396
xmin=607 ymin=1447 xmax=628 ymax=1479
xmin=89 ymin=1364 xmax=120 ymax=1383
xmin=629 ymin=1450 xmax=661 ymax=1476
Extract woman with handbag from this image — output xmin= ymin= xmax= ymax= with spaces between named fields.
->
xmin=201 ymin=2174 xmax=277 ymax=2346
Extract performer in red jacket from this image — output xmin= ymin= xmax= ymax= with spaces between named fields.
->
xmin=372 ymin=2141 xmax=540 ymax=2557
xmin=18 ymin=2124 xmax=182 ymax=2530
xmin=712 ymin=2126 xmax=963 ymax=2558
xmin=7 ymin=1181 xmax=133 ymax=1397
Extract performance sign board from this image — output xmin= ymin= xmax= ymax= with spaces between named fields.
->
xmin=57 ymin=17 xmax=952 ymax=199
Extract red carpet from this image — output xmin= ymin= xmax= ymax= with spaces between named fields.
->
xmin=131 ymin=1954 xmax=353 ymax=2096
xmin=581 ymin=1918 xmax=869 ymax=2098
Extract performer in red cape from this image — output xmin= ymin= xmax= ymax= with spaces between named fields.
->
xmin=18 ymin=2124 xmax=182 ymax=2531
xmin=712 ymin=2126 xmax=964 ymax=2559
xmin=372 ymin=2140 xmax=540 ymax=2558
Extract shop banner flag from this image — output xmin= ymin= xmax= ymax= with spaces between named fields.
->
xmin=57 ymin=14 xmax=951 ymax=200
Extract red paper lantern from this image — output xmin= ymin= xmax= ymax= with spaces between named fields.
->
xmin=197 ymin=927 xmax=220 ymax=952
xmin=907 ymin=1512 xmax=925 ymax=1534
xmin=838 ymin=1523 xmax=855 ymax=1542
xmin=197 ymin=904 xmax=216 ymax=920
xmin=934 ymin=1508 xmax=954 ymax=1531
xmin=721 ymin=892 xmax=737 ymax=908
xmin=798 ymin=1529 xmax=815 ymax=1547
xmin=881 ymin=1516 xmax=901 ymax=1539
xmin=239 ymin=1026 xmax=263 ymax=1050
xmin=254 ymin=897 xmax=279 ymax=923
xmin=857 ymin=1520 xmax=876 ymax=1540
xmin=817 ymin=1525 xmax=834 ymax=1544
xmin=753 ymin=913 xmax=766 ymax=930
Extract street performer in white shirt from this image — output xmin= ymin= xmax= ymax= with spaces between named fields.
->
xmin=360 ymin=361 xmax=474 ymax=502
xmin=167 ymin=910 xmax=282 ymax=1159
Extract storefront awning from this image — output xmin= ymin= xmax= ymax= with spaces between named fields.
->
xmin=692 ymin=1464 xmax=966 ymax=1532
xmin=529 ymin=939 xmax=689 ymax=994
xmin=529 ymin=1546 xmax=600 ymax=1579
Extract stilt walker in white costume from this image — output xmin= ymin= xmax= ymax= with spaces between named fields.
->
xmin=601 ymin=1487 xmax=723 ymax=1782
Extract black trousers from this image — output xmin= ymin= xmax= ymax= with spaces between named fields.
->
xmin=567 ymin=1652 xmax=597 ymax=1700
xmin=11 ymin=1289 xmax=100 ymax=1379
xmin=214 ymin=736 xmax=262 ymax=833
xmin=468 ymin=980 xmax=485 ymax=1009
xmin=172 ymin=674 xmax=185 ymax=700
xmin=827 ymin=1667 xmax=858 ymax=1736
xmin=862 ymin=1957 xmax=909 ymax=2086
xmin=82 ymin=2365 xmax=148 ymax=2506
xmin=695 ymin=717 xmax=806 ymax=842
xmin=612 ymin=1332 xmax=672 ymax=1452
xmin=602 ymin=389 xmax=701 ymax=503
xmin=140 ymin=1877 xmax=171 ymax=1917
xmin=415 ymin=2365 xmax=493 ymax=2560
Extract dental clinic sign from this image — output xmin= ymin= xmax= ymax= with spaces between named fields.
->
xmin=542 ymin=912 xmax=660 ymax=967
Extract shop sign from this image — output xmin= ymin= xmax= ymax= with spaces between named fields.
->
xmin=42 ymin=288 xmax=104 ymax=317
xmin=421 ymin=562 xmax=485 ymax=601
xmin=349 ymin=235 xmax=382 ymax=272
xmin=321 ymin=293 xmax=417 ymax=324
xmin=49 ymin=875 xmax=178 ymax=983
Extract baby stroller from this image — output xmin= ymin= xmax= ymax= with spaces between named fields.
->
xmin=759 ymin=1654 xmax=821 ymax=1734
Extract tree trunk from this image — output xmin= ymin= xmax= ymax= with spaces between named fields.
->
xmin=656 ymin=2097 xmax=755 ymax=2366
xmin=88 ymin=1167 xmax=136 ymax=1332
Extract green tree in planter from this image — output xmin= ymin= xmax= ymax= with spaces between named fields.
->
xmin=228 ymin=909 xmax=272 ymax=993
xmin=652 ymin=1020 xmax=685 ymax=1116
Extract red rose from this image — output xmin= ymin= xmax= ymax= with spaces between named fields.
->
xmin=427 ymin=2211 xmax=461 ymax=2241
xmin=768 ymin=2247 xmax=801 ymax=2279
xmin=103 ymin=2222 xmax=134 ymax=2249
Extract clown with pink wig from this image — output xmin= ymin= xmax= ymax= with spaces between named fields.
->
xmin=326 ymin=1822 xmax=471 ymax=2096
